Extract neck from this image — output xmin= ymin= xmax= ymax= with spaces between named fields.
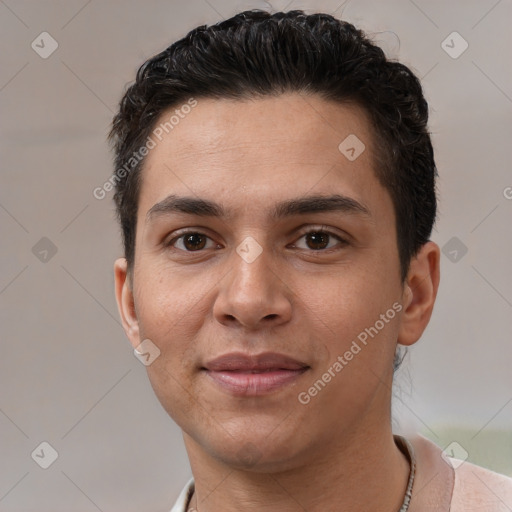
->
xmin=184 ymin=423 xmax=410 ymax=512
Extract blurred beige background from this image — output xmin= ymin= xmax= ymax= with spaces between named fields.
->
xmin=1 ymin=0 xmax=511 ymax=510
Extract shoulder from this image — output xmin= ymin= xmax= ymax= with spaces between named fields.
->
xmin=405 ymin=434 xmax=512 ymax=512
xmin=448 ymin=458 xmax=512 ymax=512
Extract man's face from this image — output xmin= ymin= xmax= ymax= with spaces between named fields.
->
xmin=116 ymin=93 xmax=412 ymax=470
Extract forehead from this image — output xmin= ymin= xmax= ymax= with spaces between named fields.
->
xmin=137 ymin=93 xmax=388 ymax=222
xmin=148 ymin=93 xmax=373 ymax=165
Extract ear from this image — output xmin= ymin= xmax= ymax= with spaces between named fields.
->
xmin=397 ymin=241 xmax=441 ymax=346
xmin=114 ymin=258 xmax=140 ymax=349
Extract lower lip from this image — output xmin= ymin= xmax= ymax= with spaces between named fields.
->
xmin=204 ymin=368 xmax=309 ymax=396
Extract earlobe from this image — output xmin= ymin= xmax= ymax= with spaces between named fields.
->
xmin=397 ymin=241 xmax=441 ymax=347
xmin=114 ymin=258 xmax=140 ymax=349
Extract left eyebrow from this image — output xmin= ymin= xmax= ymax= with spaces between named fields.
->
xmin=145 ymin=193 xmax=372 ymax=223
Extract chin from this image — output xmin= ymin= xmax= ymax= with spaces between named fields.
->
xmin=217 ymin=442 xmax=302 ymax=473
xmin=201 ymin=422 xmax=310 ymax=473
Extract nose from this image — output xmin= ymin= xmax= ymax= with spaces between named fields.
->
xmin=212 ymin=241 xmax=293 ymax=330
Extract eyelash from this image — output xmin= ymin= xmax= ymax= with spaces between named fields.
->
xmin=165 ymin=228 xmax=349 ymax=253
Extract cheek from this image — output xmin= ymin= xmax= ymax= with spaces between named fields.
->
xmin=299 ymin=263 xmax=400 ymax=384
xmin=136 ymin=263 xmax=210 ymax=331
xmin=303 ymin=267 xmax=382 ymax=333
xmin=296 ymin=275 xmax=400 ymax=428
xmin=134 ymin=271 xmax=209 ymax=425
xmin=133 ymin=271 xmax=202 ymax=399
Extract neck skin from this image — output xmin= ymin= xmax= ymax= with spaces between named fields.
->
xmin=182 ymin=397 xmax=411 ymax=512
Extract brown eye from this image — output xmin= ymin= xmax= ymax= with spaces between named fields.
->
xmin=294 ymin=229 xmax=348 ymax=251
xmin=182 ymin=233 xmax=207 ymax=251
xmin=168 ymin=232 xmax=214 ymax=251
xmin=305 ymin=232 xmax=330 ymax=250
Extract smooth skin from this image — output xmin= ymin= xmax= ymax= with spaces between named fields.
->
xmin=114 ymin=93 xmax=440 ymax=512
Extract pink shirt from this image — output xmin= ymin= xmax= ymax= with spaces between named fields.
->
xmin=170 ymin=435 xmax=512 ymax=511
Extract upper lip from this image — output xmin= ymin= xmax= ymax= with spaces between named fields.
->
xmin=203 ymin=352 xmax=309 ymax=372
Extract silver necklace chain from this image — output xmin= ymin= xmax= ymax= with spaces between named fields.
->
xmin=396 ymin=435 xmax=416 ymax=512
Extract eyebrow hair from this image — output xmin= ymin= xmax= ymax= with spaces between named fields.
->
xmin=145 ymin=193 xmax=371 ymax=223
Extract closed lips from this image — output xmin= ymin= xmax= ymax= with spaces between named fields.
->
xmin=203 ymin=352 xmax=310 ymax=372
